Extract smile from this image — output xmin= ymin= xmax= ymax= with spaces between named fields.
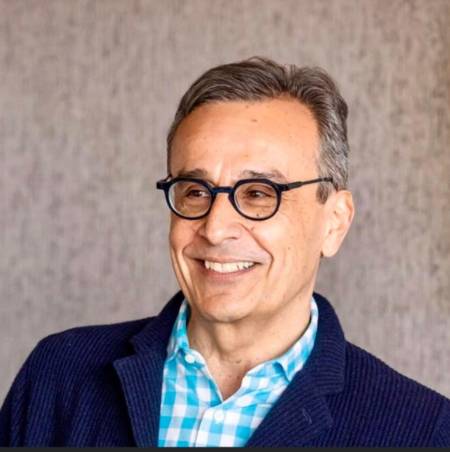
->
xmin=204 ymin=260 xmax=256 ymax=273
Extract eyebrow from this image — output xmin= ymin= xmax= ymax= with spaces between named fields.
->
xmin=176 ymin=168 xmax=209 ymax=179
xmin=238 ymin=169 xmax=288 ymax=182
xmin=176 ymin=168 xmax=289 ymax=183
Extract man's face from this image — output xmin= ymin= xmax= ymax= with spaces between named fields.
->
xmin=168 ymin=98 xmax=336 ymax=326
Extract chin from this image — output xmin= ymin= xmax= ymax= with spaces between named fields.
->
xmin=191 ymin=293 xmax=256 ymax=324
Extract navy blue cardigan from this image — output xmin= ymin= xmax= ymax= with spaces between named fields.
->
xmin=1 ymin=292 xmax=449 ymax=447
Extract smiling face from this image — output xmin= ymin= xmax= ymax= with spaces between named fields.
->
xmin=168 ymin=97 xmax=348 ymax=327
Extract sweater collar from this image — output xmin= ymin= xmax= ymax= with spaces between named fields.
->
xmin=246 ymin=291 xmax=346 ymax=446
xmin=130 ymin=290 xmax=346 ymax=392
xmin=114 ymin=291 xmax=346 ymax=447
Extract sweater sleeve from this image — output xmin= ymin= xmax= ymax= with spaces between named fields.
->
xmin=431 ymin=399 xmax=450 ymax=447
xmin=0 ymin=349 xmax=33 ymax=446
xmin=0 ymin=338 xmax=59 ymax=447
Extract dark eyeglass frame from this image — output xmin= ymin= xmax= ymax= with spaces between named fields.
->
xmin=156 ymin=175 xmax=334 ymax=221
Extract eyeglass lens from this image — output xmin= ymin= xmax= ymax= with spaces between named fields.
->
xmin=168 ymin=180 xmax=278 ymax=219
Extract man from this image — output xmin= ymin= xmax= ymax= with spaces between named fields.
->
xmin=1 ymin=57 xmax=449 ymax=447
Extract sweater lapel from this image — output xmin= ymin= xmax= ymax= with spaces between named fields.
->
xmin=113 ymin=350 xmax=165 ymax=447
xmin=113 ymin=292 xmax=184 ymax=447
xmin=113 ymin=291 xmax=346 ymax=447
xmin=246 ymin=371 xmax=333 ymax=446
xmin=247 ymin=292 xmax=346 ymax=446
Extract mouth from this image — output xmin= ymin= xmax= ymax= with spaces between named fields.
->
xmin=204 ymin=260 xmax=256 ymax=273
xmin=194 ymin=258 xmax=259 ymax=281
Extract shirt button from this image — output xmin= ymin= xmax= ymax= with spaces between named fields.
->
xmin=184 ymin=353 xmax=196 ymax=364
xmin=214 ymin=410 xmax=225 ymax=422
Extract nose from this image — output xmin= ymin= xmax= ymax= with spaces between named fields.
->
xmin=198 ymin=193 xmax=244 ymax=245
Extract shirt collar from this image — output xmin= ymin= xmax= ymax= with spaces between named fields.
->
xmin=166 ymin=298 xmax=190 ymax=359
xmin=273 ymin=297 xmax=318 ymax=381
xmin=166 ymin=297 xmax=319 ymax=382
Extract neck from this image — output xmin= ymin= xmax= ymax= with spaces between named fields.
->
xmin=186 ymin=292 xmax=313 ymax=400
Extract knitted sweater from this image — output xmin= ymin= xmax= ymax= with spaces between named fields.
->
xmin=1 ymin=292 xmax=449 ymax=447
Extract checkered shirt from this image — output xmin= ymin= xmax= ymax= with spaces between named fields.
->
xmin=158 ymin=297 xmax=318 ymax=447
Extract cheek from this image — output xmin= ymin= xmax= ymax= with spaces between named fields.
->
xmin=250 ymin=216 xmax=305 ymax=266
xmin=253 ymin=208 xmax=320 ymax=269
xmin=169 ymin=218 xmax=193 ymax=254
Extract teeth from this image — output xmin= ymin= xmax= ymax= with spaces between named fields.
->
xmin=204 ymin=260 xmax=255 ymax=273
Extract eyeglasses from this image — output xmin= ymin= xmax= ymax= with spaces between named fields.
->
xmin=156 ymin=176 xmax=334 ymax=221
xmin=157 ymin=176 xmax=334 ymax=221
xmin=156 ymin=176 xmax=333 ymax=221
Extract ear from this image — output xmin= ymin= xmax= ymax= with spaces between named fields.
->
xmin=321 ymin=190 xmax=355 ymax=258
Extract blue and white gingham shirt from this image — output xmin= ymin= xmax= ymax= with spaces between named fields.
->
xmin=158 ymin=297 xmax=318 ymax=447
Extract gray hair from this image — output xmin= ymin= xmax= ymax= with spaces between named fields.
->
xmin=167 ymin=57 xmax=349 ymax=202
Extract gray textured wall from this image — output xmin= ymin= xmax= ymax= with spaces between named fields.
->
xmin=0 ymin=0 xmax=449 ymax=404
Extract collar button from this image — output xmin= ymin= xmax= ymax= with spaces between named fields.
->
xmin=184 ymin=353 xmax=196 ymax=364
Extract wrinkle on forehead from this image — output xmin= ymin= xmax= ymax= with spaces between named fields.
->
xmin=175 ymin=167 xmax=289 ymax=184
xmin=170 ymin=99 xmax=320 ymax=182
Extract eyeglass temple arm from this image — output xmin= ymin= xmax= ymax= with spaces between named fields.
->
xmin=279 ymin=177 xmax=333 ymax=191
xmin=156 ymin=175 xmax=173 ymax=190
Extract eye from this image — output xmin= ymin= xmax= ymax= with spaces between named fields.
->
xmin=246 ymin=190 xmax=270 ymax=198
xmin=171 ymin=181 xmax=211 ymax=210
xmin=186 ymin=188 xmax=209 ymax=198
xmin=241 ymin=184 xmax=276 ymax=199
xmin=173 ymin=180 xmax=211 ymax=199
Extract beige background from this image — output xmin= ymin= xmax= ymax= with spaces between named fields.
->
xmin=0 ymin=0 xmax=449 ymax=403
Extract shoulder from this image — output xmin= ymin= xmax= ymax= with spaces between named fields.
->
xmin=0 ymin=316 xmax=159 ymax=446
xmin=340 ymin=341 xmax=450 ymax=446
xmin=7 ymin=292 xmax=185 ymax=395
xmin=26 ymin=316 xmax=154 ymax=378
xmin=344 ymin=341 xmax=448 ymax=404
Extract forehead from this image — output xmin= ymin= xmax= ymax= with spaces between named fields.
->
xmin=170 ymin=98 xmax=320 ymax=180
